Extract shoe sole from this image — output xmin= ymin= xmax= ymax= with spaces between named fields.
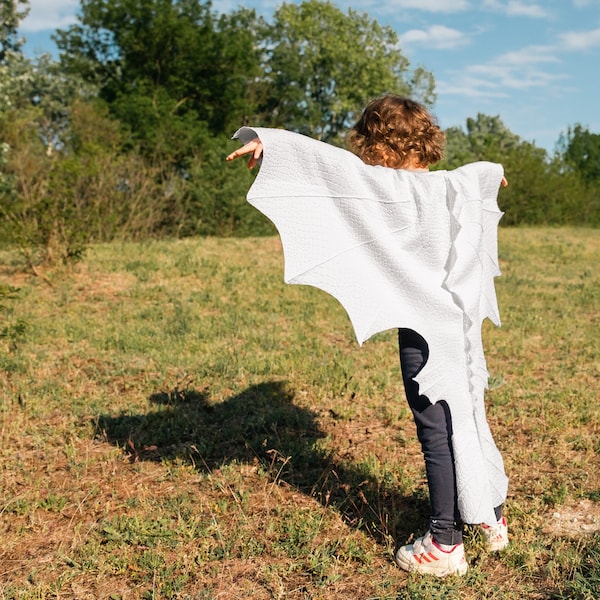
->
xmin=395 ymin=553 xmax=468 ymax=577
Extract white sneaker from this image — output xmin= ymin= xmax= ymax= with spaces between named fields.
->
xmin=395 ymin=531 xmax=468 ymax=577
xmin=480 ymin=516 xmax=509 ymax=551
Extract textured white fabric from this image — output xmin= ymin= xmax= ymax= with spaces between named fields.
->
xmin=233 ymin=126 xmax=509 ymax=525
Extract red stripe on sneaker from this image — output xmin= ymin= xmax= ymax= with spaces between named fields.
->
xmin=417 ymin=552 xmax=438 ymax=564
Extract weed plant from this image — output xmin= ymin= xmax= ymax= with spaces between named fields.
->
xmin=0 ymin=228 xmax=598 ymax=598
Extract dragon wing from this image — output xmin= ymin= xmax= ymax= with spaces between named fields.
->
xmin=232 ymin=126 xmax=508 ymax=525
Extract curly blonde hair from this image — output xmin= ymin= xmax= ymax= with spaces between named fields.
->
xmin=347 ymin=95 xmax=445 ymax=169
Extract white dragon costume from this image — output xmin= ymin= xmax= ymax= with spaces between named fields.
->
xmin=233 ymin=126 xmax=509 ymax=526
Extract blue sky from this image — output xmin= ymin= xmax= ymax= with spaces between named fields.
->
xmin=20 ymin=0 xmax=600 ymax=153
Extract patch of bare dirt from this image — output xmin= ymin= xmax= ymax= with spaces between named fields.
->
xmin=542 ymin=499 xmax=600 ymax=536
xmin=72 ymin=270 xmax=138 ymax=302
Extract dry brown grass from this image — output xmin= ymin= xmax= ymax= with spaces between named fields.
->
xmin=0 ymin=228 xmax=599 ymax=599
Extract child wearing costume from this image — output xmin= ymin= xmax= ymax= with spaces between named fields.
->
xmin=227 ymin=95 xmax=509 ymax=577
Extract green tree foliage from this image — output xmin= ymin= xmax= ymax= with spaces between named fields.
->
xmin=1 ymin=0 xmax=598 ymax=257
xmin=0 ymin=48 xmax=199 ymax=265
xmin=0 ymin=0 xmax=28 ymax=61
xmin=559 ymin=124 xmax=600 ymax=184
xmin=0 ymin=45 xmax=104 ymax=264
xmin=56 ymin=0 xmax=434 ymax=148
xmin=53 ymin=0 xmax=266 ymax=243
xmin=55 ymin=0 xmax=263 ymax=161
xmin=0 ymin=1 xmax=27 ymax=249
xmin=259 ymin=0 xmax=435 ymax=143
xmin=441 ymin=114 xmax=599 ymax=226
xmin=53 ymin=0 xmax=432 ymax=237
xmin=440 ymin=114 xmax=525 ymax=168
xmin=184 ymin=137 xmax=273 ymax=237
xmin=497 ymin=147 xmax=592 ymax=226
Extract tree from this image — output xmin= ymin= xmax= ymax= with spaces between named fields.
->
xmin=559 ymin=124 xmax=600 ymax=184
xmin=0 ymin=0 xmax=28 ymax=62
xmin=55 ymin=0 xmax=263 ymax=161
xmin=1 ymin=5 xmax=182 ymax=265
xmin=439 ymin=113 xmax=600 ymax=225
xmin=441 ymin=114 xmax=527 ymax=168
xmin=0 ymin=49 xmax=98 ymax=264
xmin=257 ymin=0 xmax=435 ymax=143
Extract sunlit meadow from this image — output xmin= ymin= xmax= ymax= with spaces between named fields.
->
xmin=1 ymin=228 xmax=598 ymax=599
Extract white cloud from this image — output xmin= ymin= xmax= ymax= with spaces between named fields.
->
xmin=439 ymin=44 xmax=567 ymax=100
xmin=438 ymin=16 xmax=600 ymax=104
xmin=437 ymin=79 xmax=508 ymax=99
xmin=483 ymin=0 xmax=551 ymax=18
xmin=496 ymin=45 xmax=560 ymax=66
xmin=559 ymin=27 xmax=600 ymax=51
xmin=399 ymin=25 xmax=470 ymax=49
xmin=505 ymin=1 xmax=549 ymax=17
xmin=467 ymin=62 xmax=564 ymax=89
xmin=380 ymin=0 xmax=469 ymax=11
xmin=20 ymin=0 xmax=79 ymax=32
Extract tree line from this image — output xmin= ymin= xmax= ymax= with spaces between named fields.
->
xmin=1 ymin=0 xmax=599 ymax=267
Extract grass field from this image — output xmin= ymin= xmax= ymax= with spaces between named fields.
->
xmin=0 ymin=227 xmax=599 ymax=599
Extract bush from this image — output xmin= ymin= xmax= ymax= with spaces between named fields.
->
xmin=498 ymin=148 xmax=600 ymax=226
xmin=184 ymin=134 xmax=275 ymax=238
xmin=0 ymin=100 xmax=193 ymax=266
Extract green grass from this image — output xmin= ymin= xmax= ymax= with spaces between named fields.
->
xmin=0 ymin=228 xmax=599 ymax=598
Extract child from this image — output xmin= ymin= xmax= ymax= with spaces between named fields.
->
xmin=227 ymin=95 xmax=509 ymax=577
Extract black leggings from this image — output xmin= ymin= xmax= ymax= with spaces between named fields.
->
xmin=398 ymin=329 xmax=501 ymax=545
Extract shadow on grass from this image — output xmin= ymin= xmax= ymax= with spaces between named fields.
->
xmin=95 ymin=380 xmax=427 ymax=544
